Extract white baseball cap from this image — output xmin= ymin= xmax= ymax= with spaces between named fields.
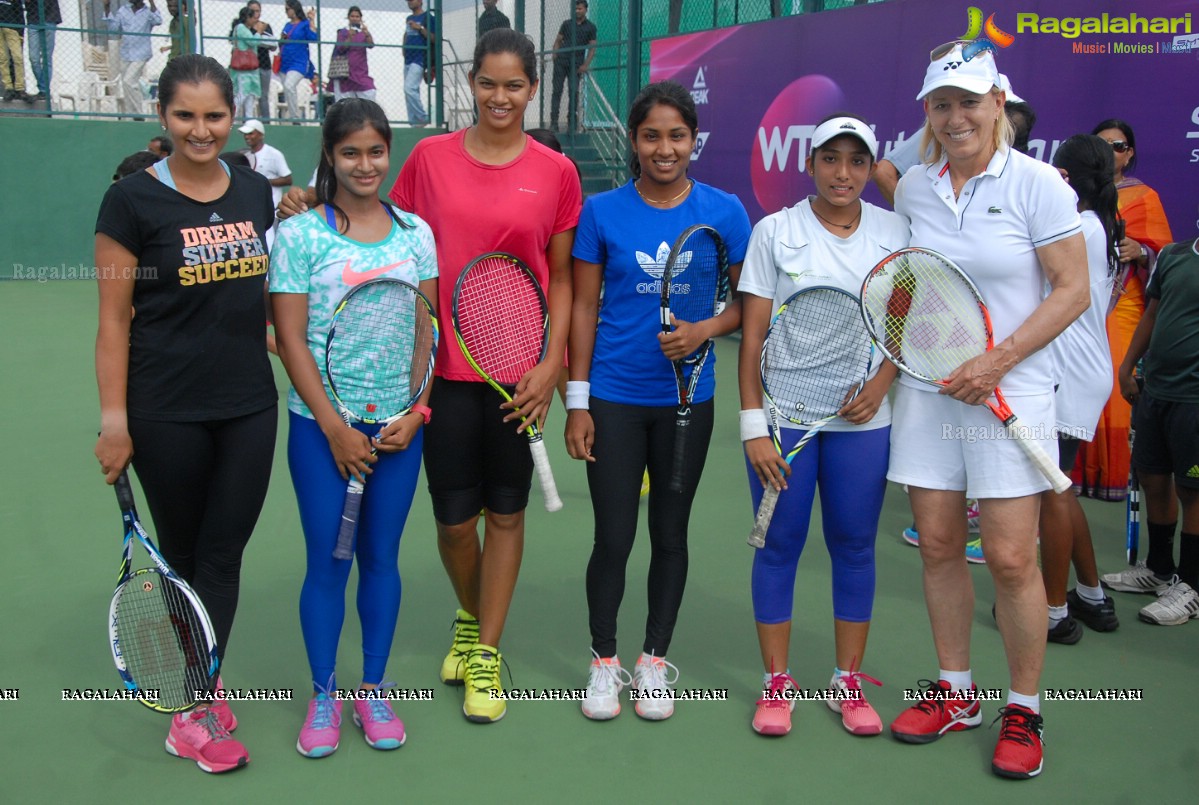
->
xmin=238 ymin=119 xmax=265 ymax=135
xmin=917 ymin=43 xmax=1000 ymax=100
xmin=810 ymin=116 xmax=879 ymax=161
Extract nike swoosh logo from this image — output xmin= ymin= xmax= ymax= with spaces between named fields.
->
xmin=341 ymin=258 xmax=415 ymax=286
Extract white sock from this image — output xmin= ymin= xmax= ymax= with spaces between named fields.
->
xmin=1076 ymin=583 xmax=1106 ymax=605
xmin=1048 ymin=604 xmax=1068 ymax=628
xmin=1007 ymin=690 xmax=1040 ymax=714
xmin=762 ymin=668 xmax=792 ymax=687
xmin=939 ymin=669 xmax=972 ymax=691
xmin=833 ymin=666 xmax=848 ymax=680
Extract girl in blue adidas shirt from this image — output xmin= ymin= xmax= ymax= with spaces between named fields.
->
xmin=566 ymin=81 xmax=751 ymax=722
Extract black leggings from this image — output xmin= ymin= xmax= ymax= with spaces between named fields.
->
xmin=585 ymin=397 xmax=714 ymax=658
xmin=128 ymin=405 xmax=277 ymax=663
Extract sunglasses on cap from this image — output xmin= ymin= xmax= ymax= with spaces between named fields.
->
xmin=1106 ymin=140 xmax=1132 ymax=153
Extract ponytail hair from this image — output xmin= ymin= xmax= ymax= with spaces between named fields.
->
xmin=1053 ymin=134 xmax=1120 ymax=276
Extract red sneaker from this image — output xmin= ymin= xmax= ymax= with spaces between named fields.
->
xmin=890 ymin=679 xmax=982 ymax=743
xmin=991 ymin=705 xmax=1044 ymax=779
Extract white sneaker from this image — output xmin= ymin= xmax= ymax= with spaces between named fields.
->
xmin=1138 ymin=578 xmax=1199 ymax=625
xmin=632 ymin=653 xmax=679 ymax=721
xmin=582 ymin=650 xmax=632 ymax=721
xmin=1101 ymin=562 xmax=1170 ymax=594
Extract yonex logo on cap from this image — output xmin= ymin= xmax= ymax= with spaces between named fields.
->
xmin=840 ymin=122 xmax=856 ymax=130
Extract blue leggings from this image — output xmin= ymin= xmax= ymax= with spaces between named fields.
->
xmin=288 ymin=412 xmax=423 ymax=689
xmin=747 ymin=427 xmax=890 ymax=624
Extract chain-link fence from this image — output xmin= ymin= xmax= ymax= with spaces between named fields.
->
xmin=0 ymin=0 xmax=439 ymax=124
xmin=1 ymin=1 xmax=883 ymax=126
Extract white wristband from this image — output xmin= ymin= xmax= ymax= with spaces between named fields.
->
xmin=740 ymin=408 xmax=770 ymax=442
xmin=565 ymin=380 xmax=591 ymax=411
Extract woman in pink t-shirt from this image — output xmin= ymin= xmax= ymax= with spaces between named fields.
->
xmin=390 ymin=28 xmax=580 ymax=723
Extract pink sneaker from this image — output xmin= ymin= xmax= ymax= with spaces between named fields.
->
xmin=353 ymin=694 xmax=407 ymax=750
xmin=210 ymin=677 xmax=237 ymax=732
xmin=752 ymin=672 xmax=798 ymax=736
xmin=828 ymin=670 xmax=883 ymax=735
xmin=166 ymin=707 xmax=249 ymax=773
xmin=297 ymin=693 xmax=342 ymax=758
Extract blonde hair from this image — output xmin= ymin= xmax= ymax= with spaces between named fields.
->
xmin=920 ymin=87 xmax=1014 ymax=165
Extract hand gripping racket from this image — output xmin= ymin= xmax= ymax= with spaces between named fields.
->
xmin=747 ymin=287 xmax=874 ymax=548
xmin=859 ymin=247 xmax=1072 ymax=493
xmin=452 ymin=253 xmax=562 ymax=512
xmin=326 ymin=278 xmax=438 ymax=559
xmin=110 ymin=471 xmax=219 ymax=713
xmin=661 ymin=224 xmax=730 ymax=493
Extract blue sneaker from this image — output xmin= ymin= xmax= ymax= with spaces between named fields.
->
xmin=965 ymin=537 xmax=985 ymax=564
xmin=902 ymin=526 xmax=919 ymax=547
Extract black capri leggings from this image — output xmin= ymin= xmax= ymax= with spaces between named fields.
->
xmin=585 ymin=397 xmax=714 ymax=658
xmin=128 ymin=404 xmax=277 ymax=663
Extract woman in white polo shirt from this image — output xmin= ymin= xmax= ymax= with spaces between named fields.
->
xmin=885 ymin=43 xmax=1089 ymax=781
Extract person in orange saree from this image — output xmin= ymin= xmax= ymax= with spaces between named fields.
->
xmin=1072 ymin=119 xmax=1174 ymax=500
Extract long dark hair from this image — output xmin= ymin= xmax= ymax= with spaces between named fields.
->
xmin=158 ymin=53 xmax=234 ymax=114
xmin=285 ymin=0 xmax=304 ymax=23
xmin=626 ymin=81 xmax=698 ymax=178
xmin=315 ymin=99 xmax=410 ymax=234
xmin=1053 ymin=134 xmax=1120 ymax=277
xmin=1090 ymin=117 xmax=1137 ymax=174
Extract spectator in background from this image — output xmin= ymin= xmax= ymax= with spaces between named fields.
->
xmin=240 ymin=118 xmax=291 ymax=248
xmin=1073 ymin=119 xmax=1175 ymax=503
xmin=245 ymin=1 xmax=275 ymax=120
xmin=24 ymin=0 xmax=60 ymax=102
xmin=550 ymin=0 xmax=596 ymax=132
xmin=102 ymin=0 xmax=162 ymax=118
xmin=147 ymin=134 xmax=172 ymax=156
xmin=112 ymin=149 xmax=158 ymax=181
xmin=279 ymin=0 xmax=317 ymax=122
xmin=477 ymin=0 xmax=509 ymax=38
xmin=160 ymin=0 xmax=193 ymax=60
xmin=0 ymin=0 xmax=30 ymax=103
xmin=221 ymin=150 xmax=252 ymax=168
xmin=230 ymin=4 xmax=269 ymax=119
xmin=402 ymin=0 xmax=435 ymax=126
xmin=331 ymin=6 xmax=375 ymax=103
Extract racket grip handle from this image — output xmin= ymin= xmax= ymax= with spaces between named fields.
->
xmin=529 ymin=437 xmax=563 ymax=512
xmin=1012 ymin=430 xmax=1072 ymax=493
xmin=333 ymin=478 xmax=365 ymax=560
xmin=669 ymin=416 xmax=688 ymax=493
xmin=114 ymin=470 xmax=136 ymax=510
xmin=747 ymin=485 xmax=781 ymax=549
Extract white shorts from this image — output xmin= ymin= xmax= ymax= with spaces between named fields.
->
xmin=887 ymin=385 xmax=1057 ymax=499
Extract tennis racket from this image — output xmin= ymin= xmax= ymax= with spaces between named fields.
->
xmin=859 ymin=247 xmax=1072 ymax=493
xmin=661 ymin=224 xmax=730 ymax=493
xmin=326 ymin=278 xmax=437 ymax=560
xmin=1126 ymin=375 xmax=1144 ymax=564
xmin=452 ymin=253 xmax=562 ymax=512
xmin=110 ymin=470 xmax=219 ymax=713
xmin=747 ymin=287 xmax=875 ymax=548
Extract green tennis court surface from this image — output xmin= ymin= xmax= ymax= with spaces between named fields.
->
xmin=2 ymin=281 xmax=1194 ymax=801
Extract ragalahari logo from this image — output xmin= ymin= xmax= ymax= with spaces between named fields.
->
xmin=957 ymin=6 xmax=1015 ymax=60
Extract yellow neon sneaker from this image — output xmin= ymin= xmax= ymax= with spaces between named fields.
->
xmin=462 ymin=644 xmax=506 ymax=723
xmin=440 ymin=609 xmax=479 ymax=685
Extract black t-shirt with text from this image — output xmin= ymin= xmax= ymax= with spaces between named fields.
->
xmin=95 ymin=166 xmax=277 ymax=421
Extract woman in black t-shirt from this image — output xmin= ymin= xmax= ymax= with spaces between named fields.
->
xmin=94 ymin=54 xmax=277 ymax=775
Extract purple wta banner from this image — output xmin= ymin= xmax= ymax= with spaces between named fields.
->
xmin=650 ymin=0 xmax=1197 ymax=234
